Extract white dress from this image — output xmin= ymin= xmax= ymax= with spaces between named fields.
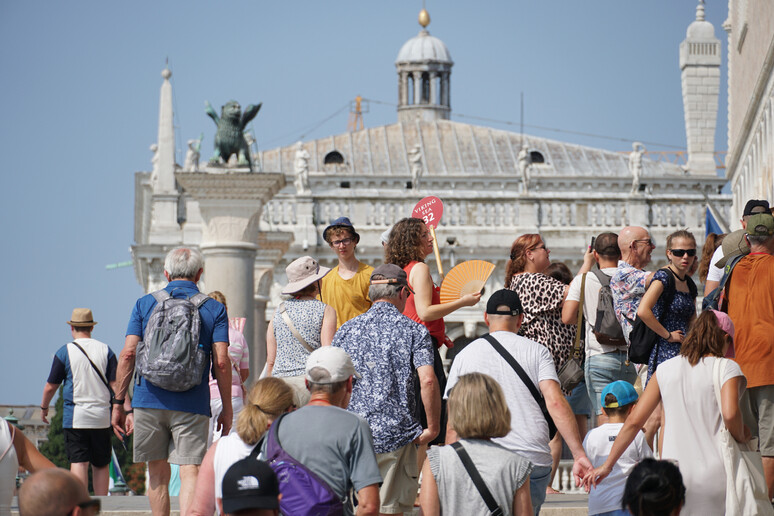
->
xmin=657 ymin=356 xmax=745 ymax=516
xmin=0 ymin=422 xmax=19 ymax=516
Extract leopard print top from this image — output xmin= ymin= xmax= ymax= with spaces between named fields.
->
xmin=509 ymin=272 xmax=576 ymax=395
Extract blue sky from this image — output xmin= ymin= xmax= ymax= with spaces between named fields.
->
xmin=0 ymin=1 xmax=728 ymax=404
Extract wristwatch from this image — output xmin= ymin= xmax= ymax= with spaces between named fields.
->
xmin=111 ymin=398 xmax=125 ymax=405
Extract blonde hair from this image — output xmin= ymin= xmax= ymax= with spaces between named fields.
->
xmin=448 ymin=373 xmax=511 ymax=439
xmin=236 ymin=377 xmax=295 ymax=445
xmin=208 ymin=291 xmax=227 ymax=312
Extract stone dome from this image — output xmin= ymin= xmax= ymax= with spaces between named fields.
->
xmin=396 ymin=30 xmax=453 ymax=64
xmin=686 ymin=4 xmax=715 ymax=39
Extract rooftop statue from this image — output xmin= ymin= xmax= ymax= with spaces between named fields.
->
xmin=183 ymin=133 xmax=203 ymax=172
xmin=629 ymin=142 xmax=645 ymax=195
xmin=205 ymin=100 xmax=261 ymax=171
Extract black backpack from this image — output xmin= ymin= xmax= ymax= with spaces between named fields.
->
xmin=589 ymin=269 xmax=627 ymax=347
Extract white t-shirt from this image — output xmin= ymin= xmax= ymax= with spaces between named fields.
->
xmin=658 ymin=356 xmax=746 ymax=515
xmin=706 ymin=245 xmax=724 ymax=283
xmin=0 ymin=421 xmax=18 ymax=516
xmin=213 ymin=432 xmax=258 ymax=503
xmin=583 ymin=423 xmax=653 ymax=515
xmin=446 ymin=331 xmax=559 ymax=467
xmin=567 ymin=267 xmax=621 ymax=357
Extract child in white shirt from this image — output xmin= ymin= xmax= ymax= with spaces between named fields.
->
xmin=584 ymin=381 xmax=653 ymax=516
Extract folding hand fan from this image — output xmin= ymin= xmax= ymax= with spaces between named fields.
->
xmin=439 ymin=260 xmax=495 ymax=304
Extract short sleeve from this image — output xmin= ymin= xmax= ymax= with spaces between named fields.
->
xmin=412 ymin=329 xmax=434 ymax=370
xmin=653 ymin=269 xmax=671 ymax=289
xmin=507 ymin=450 xmax=533 ymax=489
xmin=106 ymin=350 xmax=118 ymax=382
xmin=635 ymin=431 xmax=654 ymax=460
xmin=348 ymin=418 xmax=383 ymax=492
xmin=566 ymin=274 xmax=583 ymax=303
xmin=537 ymin=345 xmax=560 ymax=383
xmin=513 ymin=274 xmax=566 ymax=313
xmin=707 ymin=246 xmax=725 ymax=281
xmin=721 ymin=358 xmax=747 ymax=395
xmin=126 ymin=299 xmax=145 ymax=337
xmin=212 ymin=303 xmax=229 ymax=344
xmin=47 ymin=352 xmax=67 ymax=385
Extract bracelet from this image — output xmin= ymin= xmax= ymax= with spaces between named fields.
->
xmin=111 ymin=398 xmax=125 ymax=405
xmin=126 ymin=409 xmax=134 ymax=414
xmin=40 ymin=406 xmax=48 ymax=410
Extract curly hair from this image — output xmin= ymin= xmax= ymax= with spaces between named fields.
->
xmin=504 ymin=234 xmax=542 ymax=288
xmin=384 ymin=218 xmax=427 ymax=269
xmin=698 ymin=233 xmax=725 ymax=284
xmin=680 ymin=310 xmax=727 ymax=366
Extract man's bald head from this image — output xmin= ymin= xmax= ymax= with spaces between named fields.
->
xmin=19 ymin=468 xmax=89 ymax=516
xmin=619 ymin=226 xmax=654 ymax=269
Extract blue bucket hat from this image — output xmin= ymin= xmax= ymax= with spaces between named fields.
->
xmin=323 ymin=216 xmax=360 ymax=243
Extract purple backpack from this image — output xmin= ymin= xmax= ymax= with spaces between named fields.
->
xmin=263 ymin=413 xmax=345 ymax=516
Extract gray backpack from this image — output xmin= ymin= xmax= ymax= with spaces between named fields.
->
xmin=136 ymin=289 xmax=210 ymax=392
xmin=590 ymin=269 xmax=627 ymax=346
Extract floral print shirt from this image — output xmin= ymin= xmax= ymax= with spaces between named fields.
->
xmin=332 ymin=302 xmax=434 ymax=453
xmin=610 ymin=260 xmax=650 ymax=343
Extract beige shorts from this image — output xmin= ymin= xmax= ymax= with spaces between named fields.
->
xmin=280 ymin=375 xmax=311 ymax=407
xmin=376 ymin=442 xmax=419 ymax=514
xmin=746 ymin=385 xmax=774 ymax=456
xmin=133 ymin=408 xmax=208 ymax=465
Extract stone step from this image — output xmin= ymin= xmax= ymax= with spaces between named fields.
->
xmin=11 ymin=494 xmax=590 ymax=515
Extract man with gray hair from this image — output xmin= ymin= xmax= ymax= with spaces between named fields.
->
xmin=725 ymin=212 xmax=774 ymax=496
xmin=332 ymin=264 xmax=440 ymax=516
xmin=112 ymin=247 xmax=232 ymax=516
xmin=261 ymin=346 xmax=381 ymax=516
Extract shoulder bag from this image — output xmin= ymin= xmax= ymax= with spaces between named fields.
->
xmin=481 ymin=333 xmax=557 ymax=440
xmin=712 ymin=358 xmax=773 ymax=516
xmin=628 ymin=268 xmax=676 ymax=364
xmin=278 ymin=302 xmax=315 ymax=353
xmin=70 ymin=341 xmax=115 ymax=400
xmin=450 ymin=441 xmax=504 ymax=516
xmin=557 ymin=273 xmax=585 ymax=391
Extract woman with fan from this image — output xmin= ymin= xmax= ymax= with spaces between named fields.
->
xmin=505 ymin=233 xmax=594 ymax=493
xmin=385 ymin=217 xmax=481 ymax=446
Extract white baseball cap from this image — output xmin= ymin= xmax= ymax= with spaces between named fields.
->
xmin=305 ymin=347 xmax=361 ymax=384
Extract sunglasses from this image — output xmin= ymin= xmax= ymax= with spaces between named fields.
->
xmin=668 ymin=248 xmax=696 ymax=257
xmin=632 ymin=238 xmax=654 ymax=247
xmin=69 ymin=499 xmax=101 ymax=515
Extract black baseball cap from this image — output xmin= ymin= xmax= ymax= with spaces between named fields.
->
xmin=486 ymin=289 xmax=523 ymax=316
xmin=743 ymin=199 xmax=770 ymax=217
xmin=370 ymin=264 xmax=414 ymax=293
xmin=221 ymin=459 xmax=279 ymax=513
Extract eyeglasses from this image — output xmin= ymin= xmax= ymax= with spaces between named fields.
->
xmin=330 ymin=237 xmax=353 ymax=247
xmin=668 ymin=248 xmax=696 ymax=257
xmin=69 ymin=499 xmax=101 ymax=515
xmin=632 ymin=238 xmax=654 ymax=247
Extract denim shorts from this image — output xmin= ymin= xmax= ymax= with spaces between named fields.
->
xmin=585 ymin=351 xmax=637 ymax=416
xmin=566 ymin=381 xmax=591 ymax=416
xmin=529 ymin=465 xmax=552 ymax=516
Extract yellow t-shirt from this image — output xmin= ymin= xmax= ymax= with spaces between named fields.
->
xmin=320 ymin=262 xmax=374 ymax=328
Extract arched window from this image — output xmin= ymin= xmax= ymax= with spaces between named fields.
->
xmin=530 ymin=151 xmax=545 ymax=164
xmin=324 ymin=150 xmax=345 ymax=165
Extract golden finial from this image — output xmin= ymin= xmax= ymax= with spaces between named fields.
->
xmin=418 ymin=8 xmax=430 ymax=28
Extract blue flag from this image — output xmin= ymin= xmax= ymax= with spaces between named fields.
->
xmin=706 ymin=207 xmax=723 ymax=236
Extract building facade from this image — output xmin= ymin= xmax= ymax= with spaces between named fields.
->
xmin=724 ymin=0 xmax=774 ymax=222
xmin=132 ymin=6 xmax=731 ymax=377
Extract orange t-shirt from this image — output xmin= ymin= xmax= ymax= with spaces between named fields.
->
xmin=402 ymin=261 xmax=446 ymax=347
xmin=727 ymin=253 xmax=774 ymax=388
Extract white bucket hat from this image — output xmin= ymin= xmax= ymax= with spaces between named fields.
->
xmin=282 ymin=256 xmax=331 ymax=295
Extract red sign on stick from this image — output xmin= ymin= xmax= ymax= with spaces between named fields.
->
xmin=412 ymin=196 xmax=444 ymax=229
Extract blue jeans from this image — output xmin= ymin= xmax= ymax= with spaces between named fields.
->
xmin=529 ymin=465 xmax=552 ymax=515
xmin=585 ymin=351 xmax=637 ymax=416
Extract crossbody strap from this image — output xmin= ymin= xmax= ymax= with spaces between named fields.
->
xmin=70 ymin=341 xmax=114 ymax=399
xmin=481 ymin=334 xmax=542 ymax=404
xmin=278 ymin=302 xmax=315 ymax=354
xmin=450 ymin=442 xmax=503 ymax=515
xmin=573 ymin=273 xmax=586 ymax=358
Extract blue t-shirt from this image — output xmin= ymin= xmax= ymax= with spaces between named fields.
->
xmin=126 ymin=280 xmax=229 ymax=416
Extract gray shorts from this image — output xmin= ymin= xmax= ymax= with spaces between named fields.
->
xmin=376 ymin=442 xmax=418 ymax=514
xmin=746 ymin=385 xmax=774 ymax=457
xmin=133 ymin=408 xmax=209 ymax=465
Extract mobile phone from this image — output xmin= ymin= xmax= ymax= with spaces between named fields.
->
xmin=590 ymin=236 xmax=596 ymax=250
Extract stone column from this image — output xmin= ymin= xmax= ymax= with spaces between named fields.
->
xmin=414 ymin=71 xmax=422 ymax=107
xmin=175 ymin=171 xmax=285 ymax=361
xmin=430 ymin=72 xmax=438 ymax=105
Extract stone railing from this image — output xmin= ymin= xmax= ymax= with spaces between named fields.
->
xmin=552 ymin=460 xmax=586 ymax=494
